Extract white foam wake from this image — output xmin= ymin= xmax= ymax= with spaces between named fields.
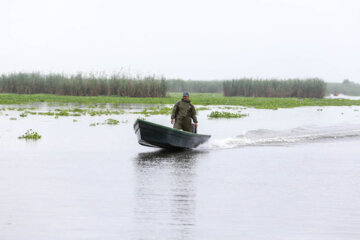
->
xmin=198 ymin=124 xmax=360 ymax=149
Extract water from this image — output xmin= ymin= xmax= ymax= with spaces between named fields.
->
xmin=1 ymin=104 xmax=360 ymax=240
xmin=326 ymin=94 xmax=360 ymax=100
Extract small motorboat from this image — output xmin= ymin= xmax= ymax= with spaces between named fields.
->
xmin=133 ymin=119 xmax=211 ymax=149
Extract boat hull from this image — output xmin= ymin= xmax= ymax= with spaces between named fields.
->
xmin=133 ymin=119 xmax=211 ymax=149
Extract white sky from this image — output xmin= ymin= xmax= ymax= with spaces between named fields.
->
xmin=0 ymin=0 xmax=359 ymax=82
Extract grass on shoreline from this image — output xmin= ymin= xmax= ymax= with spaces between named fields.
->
xmin=1 ymin=93 xmax=360 ymax=109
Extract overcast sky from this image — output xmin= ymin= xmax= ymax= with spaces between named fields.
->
xmin=1 ymin=0 xmax=359 ymax=82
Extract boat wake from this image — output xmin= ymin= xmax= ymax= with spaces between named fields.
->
xmin=199 ymin=124 xmax=360 ymax=149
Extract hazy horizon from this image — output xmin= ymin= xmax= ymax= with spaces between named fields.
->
xmin=1 ymin=0 xmax=359 ymax=83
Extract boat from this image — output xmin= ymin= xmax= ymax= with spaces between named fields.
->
xmin=133 ymin=119 xmax=211 ymax=149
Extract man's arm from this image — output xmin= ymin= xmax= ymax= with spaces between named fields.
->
xmin=171 ymin=102 xmax=179 ymax=124
xmin=191 ymin=104 xmax=198 ymax=127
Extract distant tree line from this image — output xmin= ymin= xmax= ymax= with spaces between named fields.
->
xmin=223 ymin=78 xmax=326 ymax=98
xmin=1 ymin=73 xmax=343 ymax=98
xmin=166 ymin=79 xmax=223 ymax=93
xmin=326 ymin=80 xmax=360 ymax=96
xmin=0 ymin=73 xmax=166 ymax=97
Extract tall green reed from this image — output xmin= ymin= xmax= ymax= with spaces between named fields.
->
xmin=223 ymin=78 xmax=326 ymax=98
xmin=0 ymin=72 xmax=167 ymax=97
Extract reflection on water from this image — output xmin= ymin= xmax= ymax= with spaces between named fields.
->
xmin=134 ymin=150 xmax=207 ymax=240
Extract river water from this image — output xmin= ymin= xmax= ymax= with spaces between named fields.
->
xmin=1 ymin=104 xmax=360 ymax=240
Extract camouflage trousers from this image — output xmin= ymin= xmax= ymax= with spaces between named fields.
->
xmin=174 ymin=117 xmax=192 ymax=132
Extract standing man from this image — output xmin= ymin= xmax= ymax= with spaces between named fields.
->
xmin=171 ymin=91 xmax=198 ymax=132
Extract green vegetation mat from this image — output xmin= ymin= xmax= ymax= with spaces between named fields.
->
xmin=1 ymin=93 xmax=360 ymax=109
xmin=208 ymin=111 xmax=248 ymax=119
xmin=18 ymin=129 xmax=42 ymax=140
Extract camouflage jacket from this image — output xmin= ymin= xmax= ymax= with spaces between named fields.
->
xmin=171 ymin=99 xmax=198 ymax=123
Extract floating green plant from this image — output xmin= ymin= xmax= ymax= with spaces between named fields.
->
xmin=90 ymin=118 xmax=126 ymax=126
xmin=219 ymin=106 xmax=238 ymax=110
xmin=25 ymin=111 xmax=37 ymax=115
xmin=208 ymin=111 xmax=248 ymax=119
xmin=2 ymin=93 xmax=360 ymax=110
xmin=19 ymin=112 xmax=27 ymax=117
xmin=197 ymin=107 xmax=211 ymax=111
xmin=18 ymin=129 xmax=42 ymax=140
xmin=134 ymin=106 xmax=172 ymax=115
xmin=104 ymin=118 xmax=120 ymax=125
xmin=87 ymin=109 xmax=124 ymax=116
xmin=71 ymin=108 xmax=87 ymax=113
xmin=55 ymin=110 xmax=70 ymax=116
xmin=38 ymin=112 xmax=55 ymax=116
xmin=9 ymin=117 xmax=17 ymax=120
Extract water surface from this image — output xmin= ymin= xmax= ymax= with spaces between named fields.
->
xmin=1 ymin=104 xmax=360 ymax=240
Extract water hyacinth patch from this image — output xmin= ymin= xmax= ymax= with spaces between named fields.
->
xmin=25 ymin=111 xmax=37 ymax=115
xmin=134 ymin=106 xmax=173 ymax=116
xmin=89 ymin=118 xmax=123 ymax=126
xmin=2 ymin=93 xmax=360 ymax=109
xmin=38 ymin=112 xmax=55 ymax=116
xmin=18 ymin=129 xmax=42 ymax=140
xmin=104 ymin=118 xmax=120 ymax=125
xmin=208 ymin=111 xmax=248 ymax=119
xmin=55 ymin=110 xmax=70 ymax=116
xmin=197 ymin=107 xmax=211 ymax=111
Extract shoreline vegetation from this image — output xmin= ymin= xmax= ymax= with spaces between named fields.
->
xmin=1 ymin=73 xmax=360 ymax=98
xmin=223 ymin=79 xmax=326 ymax=98
xmin=0 ymin=73 xmax=166 ymax=97
xmin=1 ymin=93 xmax=360 ymax=109
xmin=1 ymin=73 xmax=360 ymax=109
xmin=327 ymin=80 xmax=360 ymax=96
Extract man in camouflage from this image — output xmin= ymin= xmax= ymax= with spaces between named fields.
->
xmin=171 ymin=91 xmax=198 ymax=132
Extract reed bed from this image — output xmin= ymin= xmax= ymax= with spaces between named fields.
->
xmin=326 ymin=81 xmax=360 ymax=96
xmin=223 ymin=79 xmax=326 ymax=98
xmin=0 ymin=73 xmax=166 ymax=97
xmin=166 ymin=79 xmax=223 ymax=93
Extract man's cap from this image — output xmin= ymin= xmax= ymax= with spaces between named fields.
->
xmin=183 ymin=91 xmax=190 ymax=97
